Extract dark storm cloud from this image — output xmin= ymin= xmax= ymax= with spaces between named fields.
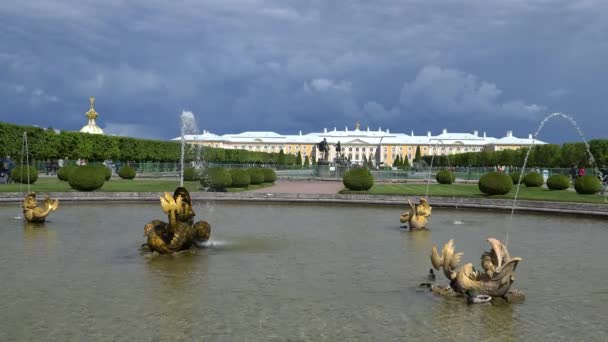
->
xmin=1 ymin=0 xmax=606 ymax=141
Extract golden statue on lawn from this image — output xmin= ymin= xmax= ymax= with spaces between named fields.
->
xmin=22 ymin=193 xmax=59 ymax=223
xmin=143 ymin=187 xmax=211 ymax=254
xmin=400 ymin=197 xmax=432 ymax=229
xmin=430 ymin=238 xmax=523 ymax=301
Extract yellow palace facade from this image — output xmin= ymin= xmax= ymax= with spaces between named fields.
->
xmin=175 ymin=123 xmax=544 ymax=166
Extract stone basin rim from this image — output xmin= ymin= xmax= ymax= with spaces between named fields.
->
xmin=0 ymin=192 xmax=606 ymax=217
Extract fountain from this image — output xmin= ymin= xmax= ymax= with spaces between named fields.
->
xmin=399 ymin=198 xmax=432 ymax=230
xmin=511 ymin=112 xmax=604 ymax=217
xmin=179 ymin=111 xmax=199 ymax=187
xmin=18 ymin=132 xmax=60 ymax=223
xmin=142 ymin=187 xmax=211 ymax=254
xmin=428 ymin=238 xmax=524 ymax=303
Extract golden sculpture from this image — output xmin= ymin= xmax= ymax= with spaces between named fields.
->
xmin=22 ymin=193 xmax=59 ymax=223
xmin=143 ymin=187 xmax=211 ymax=254
xmin=400 ymin=197 xmax=432 ymax=229
xmin=430 ymin=238 xmax=522 ymax=299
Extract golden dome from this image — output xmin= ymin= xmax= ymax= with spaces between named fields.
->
xmin=80 ymin=96 xmax=104 ymax=134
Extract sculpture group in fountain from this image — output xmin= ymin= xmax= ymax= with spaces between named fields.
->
xmin=400 ymin=198 xmax=432 ymax=229
xmin=430 ymin=238 xmax=523 ymax=300
xmin=22 ymin=193 xmax=59 ymax=223
xmin=143 ymin=187 xmax=211 ymax=254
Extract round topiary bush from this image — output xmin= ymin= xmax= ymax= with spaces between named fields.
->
xmin=118 ymin=165 xmax=136 ymax=179
xmin=57 ymin=165 xmax=76 ymax=181
xmin=68 ymin=165 xmax=106 ymax=191
xmin=201 ymin=167 xmax=232 ymax=191
xmin=247 ymin=168 xmax=265 ymax=185
xmin=183 ymin=167 xmax=199 ymax=181
xmin=478 ymin=172 xmax=513 ymax=195
xmin=343 ymin=167 xmax=374 ymax=191
xmin=435 ymin=170 xmax=455 ymax=184
xmin=91 ymin=164 xmax=111 ymax=181
xmin=523 ymin=172 xmax=543 ymax=187
xmin=262 ymin=168 xmax=276 ymax=183
xmin=229 ymin=169 xmax=250 ymax=188
xmin=574 ymin=175 xmax=601 ymax=194
xmin=510 ymin=172 xmax=522 ymax=185
xmin=546 ymin=174 xmax=570 ymax=190
xmin=10 ymin=166 xmax=38 ymax=184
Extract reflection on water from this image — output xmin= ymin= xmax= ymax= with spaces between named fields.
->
xmin=0 ymin=202 xmax=607 ymax=340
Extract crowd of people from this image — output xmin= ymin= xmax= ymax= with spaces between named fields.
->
xmin=0 ymin=156 xmax=15 ymax=184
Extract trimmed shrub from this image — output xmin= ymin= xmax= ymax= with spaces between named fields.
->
xmin=247 ymin=168 xmax=265 ymax=185
xmin=10 ymin=165 xmax=38 ymax=184
xmin=574 ymin=175 xmax=601 ymax=194
xmin=523 ymin=172 xmax=544 ymax=187
xmin=68 ymin=165 xmax=105 ymax=191
xmin=229 ymin=169 xmax=250 ymax=188
xmin=118 ymin=165 xmax=136 ymax=179
xmin=546 ymin=174 xmax=570 ymax=190
xmin=435 ymin=170 xmax=455 ymax=184
xmin=478 ymin=172 xmax=513 ymax=195
xmin=510 ymin=172 xmax=522 ymax=185
xmin=201 ymin=167 xmax=232 ymax=191
xmin=343 ymin=167 xmax=374 ymax=191
xmin=91 ymin=164 xmax=111 ymax=181
xmin=183 ymin=167 xmax=199 ymax=181
xmin=57 ymin=165 xmax=76 ymax=181
xmin=262 ymin=168 xmax=276 ymax=183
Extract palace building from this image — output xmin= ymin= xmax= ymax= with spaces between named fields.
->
xmin=174 ymin=122 xmax=544 ymax=166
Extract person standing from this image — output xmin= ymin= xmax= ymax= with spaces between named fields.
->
xmin=578 ymin=166 xmax=586 ymax=178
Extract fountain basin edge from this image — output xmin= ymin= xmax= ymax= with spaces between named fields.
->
xmin=0 ymin=192 xmax=606 ymax=217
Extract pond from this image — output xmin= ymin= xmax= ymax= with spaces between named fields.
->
xmin=1 ymin=201 xmax=607 ymax=340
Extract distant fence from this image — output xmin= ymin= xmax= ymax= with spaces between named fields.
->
xmin=26 ymin=160 xmax=598 ymax=181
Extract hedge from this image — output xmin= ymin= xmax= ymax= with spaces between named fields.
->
xmin=183 ymin=167 xmax=198 ymax=181
xmin=68 ymin=165 xmax=105 ymax=191
xmin=435 ymin=170 xmax=455 ymax=184
xmin=262 ymin=168 xmax=276 ymax=183
xmin=510 ymin=172 xmax=522 ymax=185
xmin=247 ymin=168 xmax=265 ymax=185
xmin=57 ymin=165 xmax=76 ymax=181
xmin=343 ymin=168 xmax=374 ymax=191
xmin=546 ymin=174 xmax=570 ymax=190
xmin=229 ymin=169 xmax=250 ymax=188
xmin=523 ymin=172 xmax=544 ymax=187
xmin=118 ymin=166 xmax=136 ymax=179
xmin=574 ymin=175 xmax=601 ymax=194
xmin=201 ymin=167 xmax=232 ymax=191
xmin=91 ymin=163 xmax=111 ymax=181
xmin=478 ymin=172 xmax=513 ymax=195
xmin=10 ymin=165 xmax=38 ymax=184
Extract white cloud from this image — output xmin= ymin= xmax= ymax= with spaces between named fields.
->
xmin=399 ymin=65 xmax=544 ymax=118
xmin=305 ymin=78 xmax=352 ymax=93
xmin=103 ymin=122 xmax=164 ymax=139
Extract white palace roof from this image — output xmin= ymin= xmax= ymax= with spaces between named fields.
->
xmin=173 ymin=127 xmax=545 ymax=146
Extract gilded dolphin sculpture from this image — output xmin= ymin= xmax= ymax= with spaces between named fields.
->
xmin=400 ymin=197 xmax=432 ymax=229
xmin=22 ymin=193 xmax=59 ymax=223
xmin=143 ymin=187 xmax=211 ymax=254
xmin=430 ymin=238 xmax=522 ymax=298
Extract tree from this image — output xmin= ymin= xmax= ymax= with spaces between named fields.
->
xmin=277 ymin=149 xmax=286 ymax=165
xmin=304 ymin=155 xmax=310 ymax=167
xmin=414 ymin=146 xmax=422 ymax=162
xmin=295 ymin=151 xmax=302 ymax=166
xmin=401 ymin=156 xmax=410 ymax=169
xmin=393 ymin=155 xmax=401 ymax=167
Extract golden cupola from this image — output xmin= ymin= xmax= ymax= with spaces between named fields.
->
xmin=79 ymin=96 xmax=104 ymax=134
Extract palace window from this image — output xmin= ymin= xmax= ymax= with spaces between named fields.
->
xmin=355 ymin=147 xmax=359 ymax=152
xmin=349 ymin=147 xmax=353 ymax=152
xmin=391 ymin=147 xmax=395 ymax=153
xmin=264 ymin=146 xmax=268 ymax=150
xmin=424 ymin=147 xmax=427 ymax=151
xmin=362 ymin=148 xmax=366 ymax=152
xmin=383 ymin=154 xmax=387 ymax=159
xmin=408 ymin=146 xmax=412 ymax=151
xmin=355 ymin=154 xmax=359 ymax=160
xmin=241 ymin=145 xmax=245 ymax=149
xmin=248 ymin=146 xmax=252 ymax=150
xmin=383 ymin=148 xmax=387 ymax=152
xmin=288 ymin=146 xmax=292 ymax=150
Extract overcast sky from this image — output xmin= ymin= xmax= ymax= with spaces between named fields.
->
xmin=1 ymin=0 xmax=607 ymax=142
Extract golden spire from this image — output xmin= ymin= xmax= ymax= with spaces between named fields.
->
xmin=85 ymin=96 xmax=98 ymax=120
xmin=355 ymin=121 xmax=360 ymax=130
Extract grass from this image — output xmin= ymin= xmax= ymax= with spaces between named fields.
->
xmin=340 ymin=183 xmax=608 ymax=204
xmin=0 ymin=177 xmax=277 ymax=193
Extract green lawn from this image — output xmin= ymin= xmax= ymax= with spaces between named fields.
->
xmin=340 ymin=183 xmax=608 ymax=204
xmin=0 ymin=177 xmax=276 ymax=193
